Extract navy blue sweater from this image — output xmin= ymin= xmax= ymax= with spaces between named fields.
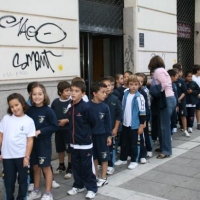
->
xmin=175 ymin=78 xmax=187 ymax=101
xmin=51 ymin=98 xmax=70 ymax=131
xmin=104 ymin=93 xmax=122 ymax=131
xmin=26 ymin=106 xmax=59 ymax=139
xmin=185 ymin=80 xmax=199 ymax=105
xmin=88 ymin=101 xmax=112 ymax=136
xmin=67 ymin=99 xmax=93 ymax=145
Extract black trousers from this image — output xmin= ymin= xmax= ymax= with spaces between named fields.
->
xmin=120 ymin=126 xmax=145 ymax=162
xmin=3 ymin=158 xmax=29 ymax=200
xmin=71 ymin=148 xmax=97 ymax=193
xmin=186 ymin=107 xmax=196 ymax=128
xmin=144 ymin=121 xmax=152 ymax=151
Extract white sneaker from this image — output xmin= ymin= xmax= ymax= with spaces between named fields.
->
xmin=64 ymin=172 xmax=72 ymax=179
xmin=27 ymin=190 xmax=41 ymax=200
xmin=147 ymin=151 xmax=152 ymax=158
xmin=172 ymin=128 xmax=177 ymax=133
xmin=140 ymin=158 xmax=147 ymax=164
xmin=184 ymin=130 xmax=190 ymax=137
xmin=106 ymin=167 xmax=115 ymax=175
xmin=52 ymin=180 xmax=60 ymax=188
xmin=85 ymin=191 xmax=97 ymax=199
xmin=67 ymin=187 xmax=85 ymax=195
xmin=97 ymin=178 xmax=108 ymax=187
xmin=114 ymin=160 xmax=127 ymax=166
xmin=41 ymin=193 xmax=53 ymax=200
xmin=128 ymin=162 xmax=138 ymax=170
xmin=188 ymin=127 xmax=193 ymax=133
xmin=28 ymin=183 xmax=34 ymax=192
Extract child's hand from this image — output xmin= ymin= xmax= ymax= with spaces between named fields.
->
xmin=138 ymin=126 xmax=144 ymax=134
xmin=58 ymin=119 xmax=69 ymax=127
xmin=36 ymin=130 xmax=41 ymax=137
xmin=112 ymin=128 xmax=117 ymax=137
xmin=23 ymin=157 xmax=29 ymax=167
xmin=107 ymin=137 xmax=112 ymax=146
xmin=187 ymin=88 xmax=192 ymax=94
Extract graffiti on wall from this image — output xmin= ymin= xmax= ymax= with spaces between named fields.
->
xmin=0 ymin=15 xmax=67 ymax=74
xmin=124 ymin=35 xmax=134 ymax=71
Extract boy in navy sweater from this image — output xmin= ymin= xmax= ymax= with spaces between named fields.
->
xmin=67 ymin=81 xmax=97 ymax=199
xmin=99 ymin=77 xmax=122 ymax=175
xmin=115 ymin=75 xmax=146 ymax=170
xmin=173 ymin=63 xmax=190 ymax=137
xmin=88 ymin=82 xmax=112 ymax=187
xmin=51 ymin=81 xmax=72 ymax=179
xmin=185 ymin=71 xmax=200 ymax=133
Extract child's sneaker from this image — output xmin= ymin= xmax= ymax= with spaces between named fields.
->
xmin=27 ymin=190 xmax=41 ymax=200
xmin=28 ymin=183 xmax=34 ymax=192
xmin=85 ymin=191 xmax=97 ymax=199
xmin=128 ymin=162 xmax=138 ymax=170
xmin=97 ymin=178 xmax=108 ymax=187
xmin=140 ymin=158 xmax=147 ymax=164
xmin=147 ymin=151 xmax=152 ymax=158
xmin=114 ymin=160 xmax=127 ymax=166
xmin=197 ymin=124 xmax=200 ymax=130
xmin=52 ymin=180 xmax=60 ymax=188
xmin=41 ymin=193 xmax=53 ymax=200
xmin=183 ymin=130 xmax=190 ymax=137
xmin=67 ymin=187 xmax=85 ymax=195
xmin=188 ymin=127 xmax=193 ymax=133
xmin=172 ymin=128 xmax=177 ymax=133
xmin=106 ymin=167 xmax=115 ymax=175
xmin=54 ymin=166 xmax=66 ymax=174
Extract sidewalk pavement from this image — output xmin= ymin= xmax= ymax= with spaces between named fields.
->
xmin=0 ymin=126 xmax=200 ymax=200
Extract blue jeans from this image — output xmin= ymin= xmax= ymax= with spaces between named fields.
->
xmin=159 ymin=96 xmax=176 ymax=155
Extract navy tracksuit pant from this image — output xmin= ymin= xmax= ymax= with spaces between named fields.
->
xmin=3 ymin=158 xmax=29 ymax=200
xmin=71 ymin=148 xmax=97 ymax=193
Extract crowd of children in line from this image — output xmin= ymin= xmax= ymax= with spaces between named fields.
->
xmin=0 ymin=55 xmax=200 ymax=200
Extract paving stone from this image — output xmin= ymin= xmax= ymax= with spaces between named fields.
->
xmin=179 ymin=151 xmax=200 ymax=160
xmin=167 ymin=156 xmax=193 ymax=165
xmin=154 ymin=163 xmax=200 ymax=177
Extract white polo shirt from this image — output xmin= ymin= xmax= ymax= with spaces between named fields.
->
xmin=0 ymin=114 xmax=36 ymax=159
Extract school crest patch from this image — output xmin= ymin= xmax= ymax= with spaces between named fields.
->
xmin=101 ymin=152 xmax=107 ymax=159
xmin=39 ymin=157 xmax=45 ymax=164
xmin=99 ymin=112 xmax=105 ymax=120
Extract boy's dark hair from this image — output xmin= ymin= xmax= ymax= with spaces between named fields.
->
xmin=148 ymin=56 xmax=165 ymax=71
xmin=57 ymin=81 xmax=70 ymax=96
xmin=192 ymin=65 xmax=200 ymax=74
xmin=172 ymin=63 xmax=182 ymax=71
xmin=71 ymin=81 xmax=86 ymax=93
xmin=99 ymin=77 xmax=111 ymax=84
xmin=31 ymin=82 xmax=50 ymax=106
xmin=90 ymin=82 xmax=107 ymax=95
xmin=7 ymin=93 xmax=29 ymax=115
xmin=105 ymin=76 xmax=115 ymax=83
xmin=135 ymin=72 xmax=147 ymax=86
xmin=185 ymin=70 xmax=193 ymax=78
xmin=167 ymin=69 xmax=178 ymax=77
xmin=27 ymin=81 xmax=38 ymax=94
xmin=115 ymin=73 xmax=123 ymax=80
xmin=124 ymin=71 xmax=133 ymax=75
xmin=71 ymin=77 xmax=85 ymax=84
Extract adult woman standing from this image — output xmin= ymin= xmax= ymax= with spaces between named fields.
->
xmin=148 ymin=56 xmax=176 ymax=158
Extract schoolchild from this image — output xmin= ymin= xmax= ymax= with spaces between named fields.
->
xmin=167 ymin=69 xmax=179 ymax=135
xmin=26 ymin=83 xmax=59 ymax=200
xmin=71 ymin=77 xmax=89 ymax=102
xmin=135 ymin=72 xmax=151 ymax=160
xmin=115 ymin=75 xmax=146 ymax=170
xmin=67 ymin=81 xmax=97 ymax=199
xmin=0 ymin=93 xmax=35 ymax=200
xmin=105 ymin=76 xmax=121 ymax=99
xmin=99 ymin=77 xmax=122 ymax=175
xmin=51 ymin=81 xmax=72 ymax=179
xmin=115 ymin=73 xmax=124 ymax=88
xmin=192 ymin=65 xmax=200 ymax=129
xmin=26 ymin=82 xmax=60 ymax=192
xmin=117 ymin=71 xmax=133 ymax=102
xmin=88 ymin=82 xmax=112 ymax=187
xmin=173 ymin=63 xmax=190 ymax=137
xmin=185 ymin=71 xmax=200 ymax=133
